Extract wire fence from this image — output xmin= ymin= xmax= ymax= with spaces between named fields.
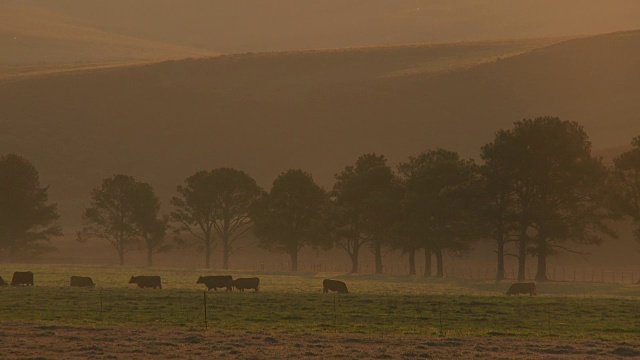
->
xmin=237 ymin=260 xmax=640 ymax=284
xmin=2 ymin=286 xmax=639 ymax=339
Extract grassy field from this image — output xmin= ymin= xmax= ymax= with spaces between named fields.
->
xmin=0 ymin=264 xmax=638 ymax=341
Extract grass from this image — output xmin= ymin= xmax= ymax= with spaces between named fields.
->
xmin=0 ymin=264 xmax=639 ymax=340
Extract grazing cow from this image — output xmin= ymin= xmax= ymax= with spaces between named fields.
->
xmin=323 ymin=279 xmax=348 ymax=294
xmin=70 ymin=276 xmax=96 ymax=288
xmin=233 ymin=277 xmax=260 ymax=292
xmin=11 ymin=271 xmax=34 ymax=286
xmin=129 ymin=275 xmax=162 ymax=289
xmin=0 ymin=276 xmax=8 ymax=286
xmin=506 ymin=282 xmax=536 ymax=296
xmin=197 ymin=275 xmax=233 ymax=291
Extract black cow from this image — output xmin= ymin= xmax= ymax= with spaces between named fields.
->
xmin=129 ymin=275 xmax=162 ymax=289
xmin=0 ymin=276 xmax=8 ymax=286
xmin=506 ymin=282 xmax=536 ymax=296
xmin=197 ymin=275 xmax=233 ymax=291
xmin=323 ymin=279 xmax=348 ymax=294
xmin=233 ymin=277 xmax=260 ymax=292
xmin=11 ymin=271 xmax=34 ymax=286
xmin=70 ymin=276 xmax=95 ymax=288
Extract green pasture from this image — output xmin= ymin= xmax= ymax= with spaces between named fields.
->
xmin=0 ymin=264 xmax=639 ymax=340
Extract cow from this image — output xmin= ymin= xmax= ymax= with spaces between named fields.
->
xmin=129 ymin=275 xmax=162 ymax=289
xmin=70 ymin=276 xmax=95 ymax=288
xmin=11 ymin=271 xmax=34 ymax=286
xmin=197 ymin=275 xmax=233 ymax=291
xmin=233 ymin=277 xmax=260 ymax=292
xmin=323 ymin=279 xmax=348 ymax=294
xmin=506 ymin=282 xmax=536 ymax=296
xmin=0 ymin=276 xmax=8 ymax=286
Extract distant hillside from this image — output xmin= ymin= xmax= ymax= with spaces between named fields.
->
xmin=30 ymin=0 xmax=640 ymax=53
xmin=1 ymin=31 xmax=639 ymax=232
xmin=0 ymin=1 xmax=213 ymax=78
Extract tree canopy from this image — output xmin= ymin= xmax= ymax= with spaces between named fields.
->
xmin=251 ymin=169 xmax=330 ymax=271
xmin=331 ymin=154 xmax=402 ymax=273
xmin=77 ymin=174 xmax=163 ymax=266
xmin=0 ymin=153 xmax=61 ymax=260
xmin=611 ymin=136 xmax=640 ymax=244
xmin=398 ymin=149 xmax=478 ymax=277
xmin=481 ymin=117 xmax=615 ymax=281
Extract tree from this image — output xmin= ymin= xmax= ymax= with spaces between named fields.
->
xmin=138 ymin=214 xmax=171 ymax=267
xmin=331 ymin=154 xmax=403 ymax=274
xmin=171 ymin=168 xmax=262 ymax=269
xmin=0 ymin=153 xmax=61 ymax=260
xmin=398 ymin=149 xmax=477 ymax=277
xmin=479 ymin=144 xmax=520 ymax=281
xmin=209 ymin=168 xmax=262 ymax=269
xmin=78 ymin=174 xmax=161 ymax=266
xmin=481 ymin=117 xmax=615 ymax=281
xmin=251 ymin=169 xmax=329 ymax=271
xmin=611 ymin=136 xmax=640 ymax=245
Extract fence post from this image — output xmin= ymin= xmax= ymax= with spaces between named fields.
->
xmin=99 ymin=289 xmax=103 ymax=322
xmin=203 ymin=291 xmax=208 ymax=330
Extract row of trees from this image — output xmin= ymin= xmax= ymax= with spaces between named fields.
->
xmin=2 ymin=117 xmax=640 ymax=281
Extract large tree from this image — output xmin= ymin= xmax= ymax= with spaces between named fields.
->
xmin=0 ymin=153 xmax=61 ymax=260
xmin=331 ymin=154 xmax=403 ymax=274
xmin=481 ymin=117 xmax=615 ymax=281
xmin=171 ymin=168 xmax=261 ymax=269
xmin=78 ymin=174 xmax=161 ymax=266
xmin=251 ymin=169 xmax=329 ymax=271
xmin=611 ymin=136 xmax=640 ymax=246
xmin=209 ymin=168 xmax=262 ymax=270
xmin=398 ymin=149 xmax=477 ymax=277
xmin=479 ymin=144 xmax=519 ymax=281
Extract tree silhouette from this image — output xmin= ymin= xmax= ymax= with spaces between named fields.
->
xmin=0 ymin=153 xmax=61 ymax=260
xmin=331 ymin=154 xmax=402 ymax=274
xmin=251 ymin=169 xmax=329 ymax=271
xmin=481 ymin=117 xmax=615 ymax=281
xmin=78 ymin=174 xmax=161 ymax=266
xmin=171 ymin=168 xmax=261 ymax=269
xmin=399 ymin=149 xmax=477 ymax=277
xmin=611 ymin=136 xmax=640 ymax=246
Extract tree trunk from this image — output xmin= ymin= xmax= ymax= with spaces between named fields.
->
xmin=373 ymin=241 xmax=383 ymax=274
xmin=118 ymin=247 xmax=125 ymax=266
xmin=290 ymin=250 xmax=298 ymax=271
xmin=408 ymin=249 xmax=416 ymax=275
xmin=535 ymin=236 xmax=549 ymax=281
xmin=517 ymin=223 xmax=527 ymax=281
xmin=435 ymin=248 xmax=444 ymax=278
xmin=349 ymin=243 xmax=360 ymax=273
xmin=424 ymin=248 xmax=432 ymax=277
xmin=222 ymin=237 xmax=230 ymax=270
xmin=496 ymin=237 xmax=505 ymax=281
xmin=147 ymin=246 xmax=153 ymax=267
xmin=204 ymin=241 xmax=212 ymax=269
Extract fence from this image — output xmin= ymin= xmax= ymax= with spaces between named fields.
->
xmin=1 ymin=286 xmax=638 ymax=339
xmin=234 ymin=260 xmax=640 ymax=284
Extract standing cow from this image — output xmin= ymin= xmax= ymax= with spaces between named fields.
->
xmin=233 ymin=277 xmax=260 ymax=292
xmin=129 ymin=275 xmax=162 ymax=289
xmin=11 ymin=271 xmax=34 ymax=286
xmin=70 ymin=276 xmax=96 ymax=288
xmin=323 ymin=279 xmax=348 ymax=294
xmin=197 ymin=275 xmax=233 ymax=291
xmin=506 ymin=282 xmax=536 ymax=296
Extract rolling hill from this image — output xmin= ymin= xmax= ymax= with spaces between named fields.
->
xmin=29 ymin=0 xmax=640 ymax=53
xmin=1 ymin=30 xmax=639 ymax=236
xmin=0 ymin=1 xmax=214 ymax=79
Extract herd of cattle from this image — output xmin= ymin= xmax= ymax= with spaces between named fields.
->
xmin=0 ymin=271 xmax=537 ymax=296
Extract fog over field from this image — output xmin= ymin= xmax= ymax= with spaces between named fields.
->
xmin=2 ymin=1 xmax=640 ymax=272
